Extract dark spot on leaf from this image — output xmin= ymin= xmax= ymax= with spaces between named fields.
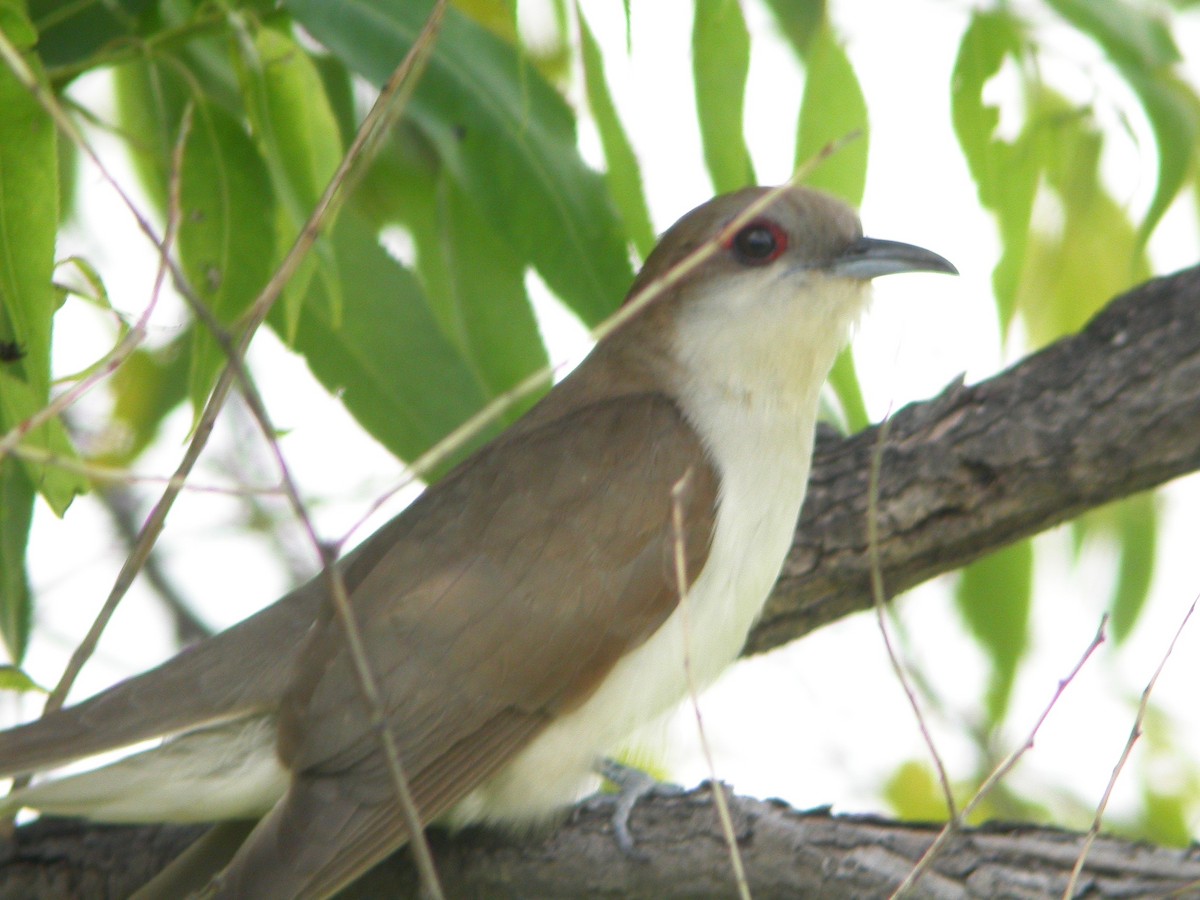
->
xmin=0 ymin=340 xmax=25 ymax=363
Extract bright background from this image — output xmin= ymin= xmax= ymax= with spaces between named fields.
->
xmin=13 ymin=0 xmax=1200 ymax=840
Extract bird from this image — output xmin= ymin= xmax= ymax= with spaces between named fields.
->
xmin=0 ymin=184 xmax=955 ymax=898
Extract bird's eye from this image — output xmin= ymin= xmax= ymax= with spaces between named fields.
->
xmin=729 ymin=220 xmax=787 ymax=265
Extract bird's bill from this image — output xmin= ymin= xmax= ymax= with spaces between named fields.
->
xmin=831 ymin=237 xmax=958 ymax=279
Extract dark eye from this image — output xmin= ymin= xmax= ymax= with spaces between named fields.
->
xmin=729 ymin=220 xmax=787 ymax=265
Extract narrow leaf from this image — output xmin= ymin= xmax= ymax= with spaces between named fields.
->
xmin=576 ymin=3 xmax=655 ymax=258
xmin=286 ymin=0 xmax=634 ymax=325
xmin=691 ymin=0 xmax=756 ymax=193
xmin=269 ymin=212 xmax=492 ymax=471
xmin=0 ymin=459 xmax=34 ymax=662
xmin=955 ymin=539 xmax=1033 ymax=725
xmin=179 ymin=100 xmax=276 ymax=414
xmin=794 ymin=26 xmax=868 ymax=205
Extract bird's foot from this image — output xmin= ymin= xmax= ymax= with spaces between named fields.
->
xmin=596 ymin=758 xmax=684 ymax=859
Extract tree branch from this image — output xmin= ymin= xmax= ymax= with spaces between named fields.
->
xmin=5 ymin=788 xmax=1199 ymax=898
xmin=749 ymin=265 xmax=1200 ymax=654
xmin=4 ymin=270 xmax=1199 ymax=896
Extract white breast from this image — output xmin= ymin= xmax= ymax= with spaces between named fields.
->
xmin=450 ymin=274 xmax=871 ymax=826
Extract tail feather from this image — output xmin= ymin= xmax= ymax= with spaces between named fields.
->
xmin=0 ymin=579 xmax=321 ymax=778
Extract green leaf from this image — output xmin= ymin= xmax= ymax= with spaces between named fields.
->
xmin=761 ymin=0 xmax=824 ymax=56
xmin=112 ymin=55 xmax=192 ymax=214
xmin=955 ymin=539 xmax=1033 ymax=725
xmin=269 ymin=212 xmax=492 ymax=471
xmin=950 ymin=10 xmax=1042 ymax=331
xmin=577 ymin=3 xmax=655 ymax=259
xmin=0 ymin=7 xmax=86 ymax=515
xmin=100 ymin=338 xmax=191 ymax=467
xmin=1046 ymin=0 xmax=1197 ymax=246
xmin=1046 ymin=0 xmax=1180 ymax=70
xmin=826 ymin=347 xmax=868 ymax=432
xmin=0 ymin=459 xmax=34 ymax=662
xmin=1015 ymin=89 xmax=1150 ymax=346
xmin=883 ymin=760 xmax=951 ymax=822
xmin=0 ymin=662 xmax=44 ymax=693
xmin=235 ymin=25 xmax=343 ymax=338
xmin=179 ymin=100 xmax=277 ymax=415
xmin=794 ymin=25 xmax=868 ymax=205
xmin=28 ymin=0 xmax=152 ymax=73
xmin=1110 ymin=494 xmax=1158 ymax=644
xmin=430 ymin=176 xmax=549 ymax=406
xmin=691 ymin=0 xmax=755 ymax=193
xmin=286 ymin=0 xmax=634 ymax=325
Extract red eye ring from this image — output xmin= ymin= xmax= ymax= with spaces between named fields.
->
xmin=727 ymin=219 xmax=788 ymax=266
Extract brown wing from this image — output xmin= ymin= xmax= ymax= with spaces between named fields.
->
xmin=213 ymin=392 xmax=718 ymax=898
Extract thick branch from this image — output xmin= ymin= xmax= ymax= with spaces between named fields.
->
xmin=749 ymin=265 xmax=1200 ymax=654
xmin=5 ymin=788 xmax=1200 ymax=898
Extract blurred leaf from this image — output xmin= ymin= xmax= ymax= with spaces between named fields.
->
xmin=883 ymin=760 xmax=951 ymax=822
xmin=576 ymin=3 xmax=655 ymax=258
xmin=1047 ymin=0 xmax=1198 ymax=247
xmin=28 ymin=0 xmax=152 ymax=73
xmin=956 ymin=539 xmax=1033 ymax=725
xmin=0 ymin=662 xmax=44 ymax=692
xmin=692 ymin=0 xmax=755 ymax=193
xmin=179 ymin=100 xmax=277 ymax=415
xmin=761 ymin=0 xmax=824 ymax=55
xmin=1140 ymin=784 xmax=1193 ymax=848
xmin=0 ymin=461 xmax=34 ymax=663
xmin=0 ymin=6 xmax=86 ymax=516
xmin=235 ymin=25 xmax=343 ymax=337
xmin=1078 ymin=494 xmax=1158 ymax=644
xmin=1046 ymin=0 xmax=1180 ymax=71
xmin=270 ymin=212 xmax=492 ymax=472
xmin=113 ymin=55 xmax=192 ymax=213
xmin=286 ymin=0 xmax=634 ymax=326
xmin=431 ymin=177 xmax=549 ymax=408
xmin=951 ymin=10 xmax=1041 ymax=331
xmin=100 ymin=338 xmax=191 ymax=467
xmin=1016 ymin=90 xmax=1150 ymax=346
xmin=795 ymin=25 xmax=868 ymax=205
xmin=827 ymin=347 xmax=868 ymax=432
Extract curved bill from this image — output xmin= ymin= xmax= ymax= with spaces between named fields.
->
xmin=832 ymin=237 xmax=958 ymax=279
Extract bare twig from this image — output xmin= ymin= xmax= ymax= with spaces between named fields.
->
xmin=866 ymin=412 xmax=957 ymax=830
xmin=1063 ymin=596 xmax=1198 ymax=900
xmin=893 ymin=617 xmax=1108 ymax=898
xmin=670 ymin=472 xmax=752 ymax=900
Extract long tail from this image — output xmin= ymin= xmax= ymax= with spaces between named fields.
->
xmin=0 ymin=579 xmax=321 ymax=778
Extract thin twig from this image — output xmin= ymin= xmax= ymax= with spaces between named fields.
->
xmin=866 ymin=412 xmax=957 ymax=825
xmin=892 ymin=617 xmax=1107 ymax=898
xmin=1062 ymin=596 xmax=1197 ymax=900
xmin=341 ymin=132 xmax=864 ymax=546
xmin=670 ymin=473 xmax=751 ymax=900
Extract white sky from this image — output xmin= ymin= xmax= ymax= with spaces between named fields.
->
xmin=15 ymin=0 xmax=1200 ymax=838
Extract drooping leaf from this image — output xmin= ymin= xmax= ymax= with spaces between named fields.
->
xmin=178 ymin=100 xmax=277 ymax=415
xmin=234 ymin=25 xmax=343 ymax=337
xmin=955 ymin=539 xmax=1033 ymax=725
xmin=577 ymin=3 xmax=655 ymax=258
xmin=286 ymin=0 xmax=634 ymax=326
xmin=269 ymin=211 xmax=493 ymax=472
xmin=100 ymin=338 xmax=191 ymax=468
xmin=761 ymin=0 xmax=825 ymax=56
xmin=431 ymin=176 xmax=549 ymax=407
xmin=691 ymin=0 xmax=755 ymax=193
xmin=0 ymin=2 xmax=86 ymax=517
xmin=0 ymin=662 xmax=44 ymax=693
xmin=27 ymin=0 xmax=152 ymax=73
xmin=794 ymin=25 xmax=868 ymax=205
xmin=1015 ymin=89 xmax=1150 ymax=346
xmin=0 ymin=460 xmax=34 ymax=662
xmin=950 ymin=10 xmax=1042 ymax=331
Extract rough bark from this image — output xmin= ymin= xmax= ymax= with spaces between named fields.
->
xmin=4 ymin=787 xmax=1200 ymax=898
xmin=3 ymin=267 xmax=1200 ymax=896
xmin=750 ymin=264 xmax=1200 ymax=653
